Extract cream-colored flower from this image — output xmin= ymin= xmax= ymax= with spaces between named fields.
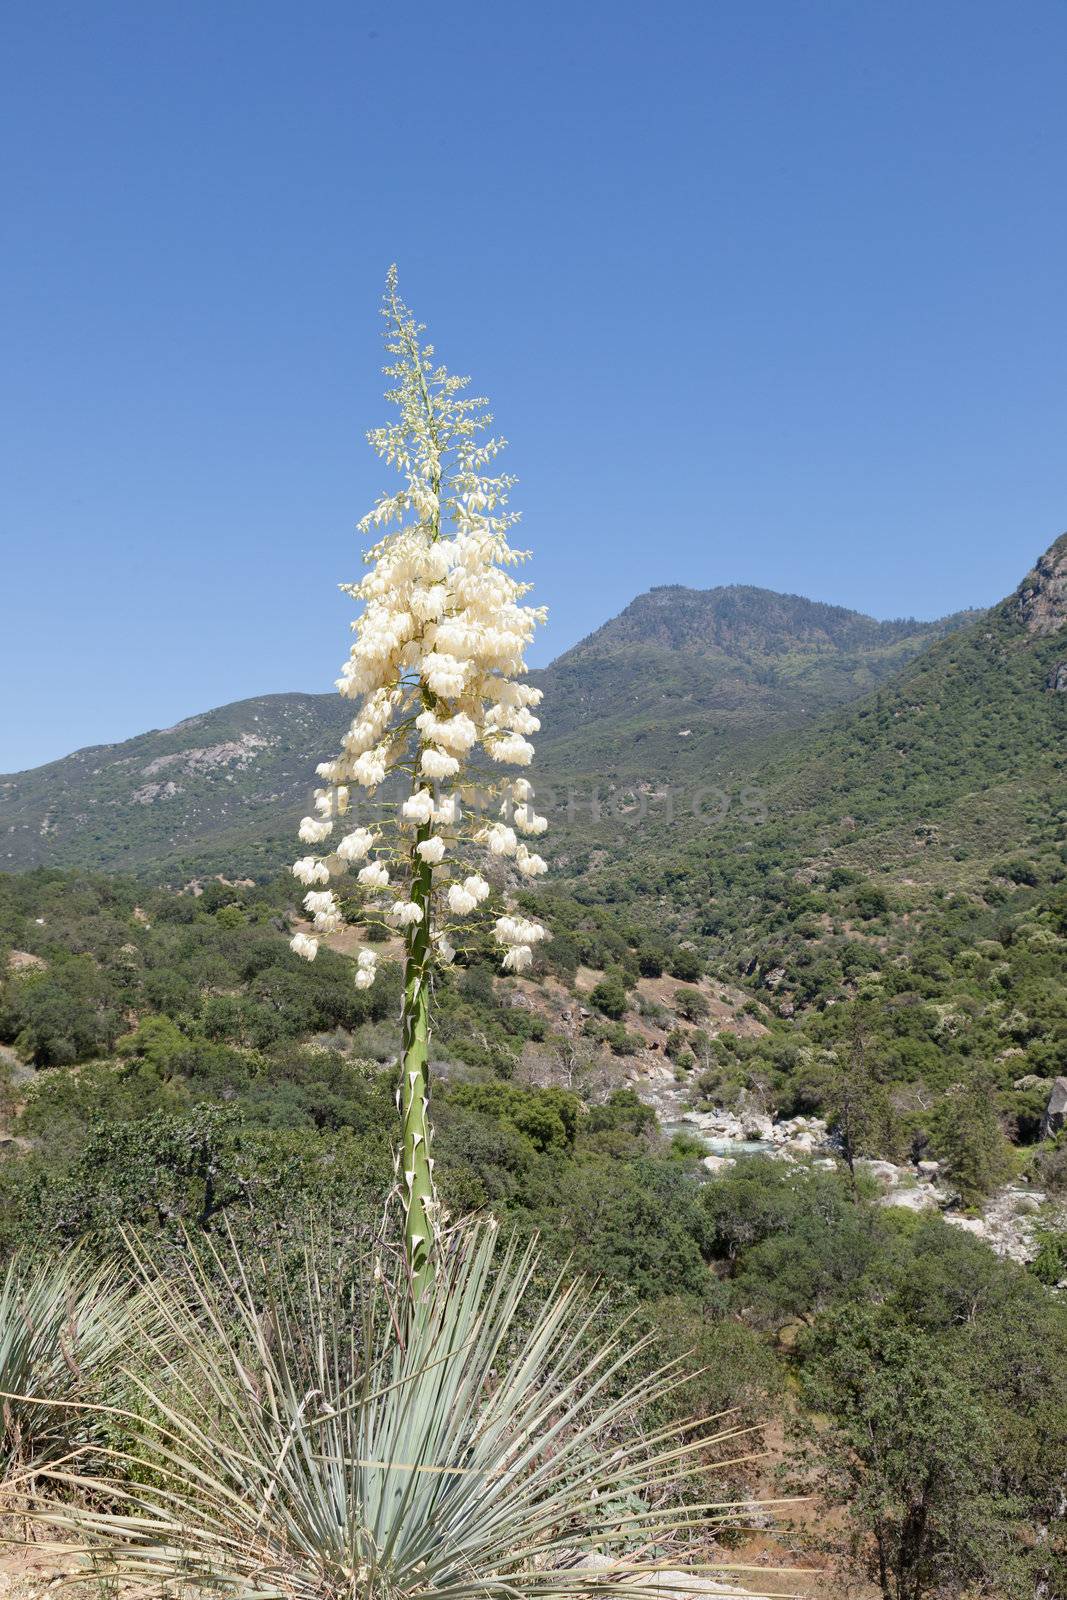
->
xmin=512 ymin=803 xmax=548 ymax=836
xmin=488 ymin=733 xmax=535 ymax=766
xmin=493 ymin=913 xmax=548 ymax=948
xmin=357 ymin=861 xmax=390 ymax=889
xmin=292 ymin=856 xmax=330 ymax=886
xmin=390 ymin=899 xmax=424 ymax=928
xmin=516 ymin=845 xmax=547 ymax=877
xmin=433 ymin=794 xmax=460 ymax=826
xmin=447 ymin=883 xmax=478 ymax=916
xmin=354 ymin=948 xmax=378 ymax=989
xmin=337 ymin=828 xmax=375 ymax=863
xmin=401 ymin=790 xmax=435 ymax=825
xmin=421 ymin=747 xmax=460 ymax=779
xmin=293 ymin=271 xmax=550 ymax=980
xmin=483 ymin=823 xmax=517 ymax=857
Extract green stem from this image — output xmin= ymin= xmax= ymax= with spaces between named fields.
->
xmin=387 ymin=275 xmax=442 ymax=1297
xmin=387 ymin=278 xmax=442 ymax=536
xmin=401 ymin=817 xmax=434 ymax=1297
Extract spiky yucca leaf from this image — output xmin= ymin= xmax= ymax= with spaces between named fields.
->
xmin=37 ymin=1223 xmax=798 ymax=1600
xmin=0 ymin=1250 xmax=151 ymax=1479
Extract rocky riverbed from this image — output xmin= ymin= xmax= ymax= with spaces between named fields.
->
xmin=635 ymin=1067 xmax=1061 ymax=1270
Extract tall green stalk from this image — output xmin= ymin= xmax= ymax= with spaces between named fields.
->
xmin=396 ymin=282 xmax=442 ymax=1299
xmin=401 ymin=820 xmax=434 ymax=1296
xmin=290 ymin=272 xmax=549 ymax=1298
xmin=398 ymin=275 xmax=447 ymax=1292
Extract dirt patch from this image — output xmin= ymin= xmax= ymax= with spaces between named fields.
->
xmin=5 ymin=952 xmax=45 ymax=974
xmin=295 ymin=918 xmax=406 ymax=965
xmin=635 ymin=974 xmax=769 ymax=1039
xmin=0 ymin=1526 xmax=71 ymax=1600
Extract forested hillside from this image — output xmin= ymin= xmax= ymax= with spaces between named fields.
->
xmin=0 ymin=694 xmax=350 ymax=878
xmin=531 ymin=584 xmax=975 ymax=782
xmin=583 ymin=534 xmax=1067 ymax=961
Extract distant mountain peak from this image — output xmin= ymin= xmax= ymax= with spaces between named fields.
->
xmin=565 ymin=581 xmax=968 ymax=661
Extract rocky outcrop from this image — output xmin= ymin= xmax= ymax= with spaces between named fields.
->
xmin=1014 ymin=533 xmax=1067 ymax=636
xmin=944 ymin=1187 xmax=1052 ymax=1266
xmin=1042 ymin=1077 xmax=1067 ymax=1138
xmin=854 ymin=1158 xmax=948 ymax=1213
xmin=6 ymin=949 xmax=46 ymax=972
xmin=678 ymin=1105 xmax=829 ymax=1156
xmin=140 ymin=734 xmax=273 ymax=777
xmin=851 ymin=1160 xmax=1056 ymax=1264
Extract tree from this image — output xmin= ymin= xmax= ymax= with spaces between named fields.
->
xmin=529 ymin=1157 xmax=709 ymax=1298
xmin=673 ymin=984 xmax=709 ymax=1022
xmin=800 ymin=1306 xmax=1026 ymax=1600
xmin=519 ymin=1032 xmax=610 ymax=1103
xmin=115 ymin=1013 xmax=187 ymax=1075
xmin=932 ymin=1070 xmax=1013 ymax=1204
xmin=733 ymin=1206 xmax=883 ymax=1330
xmin=446 ymin=1082 xmax=579 ymax=1155
xmin=290 ymin=272 xmax=550 ymax=1286
xmin=637 ymin=942 xmax=667 ymax=977
xmin=589 ymin=975 xmax=627 ymax=1019
xmin=670 ymin=947 xmax=703 ymax=982
xmin=825 ymin=1005 xmax=901 ymax=1186
xmin=1 ymin=961 xmax=122 ymax=1067
xmin=853 ymin=882 xmax=891 ymax=920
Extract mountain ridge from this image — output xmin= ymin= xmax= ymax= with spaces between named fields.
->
xmin=5 ymin=584 xmax=970 ymax=779
xmin=536 ymin=584 xmax=978 ymax=782
xmin=0 ymin=553 xmax=1055 ymax=878
xmin=572 ymin=581 xmax=976 ymax=655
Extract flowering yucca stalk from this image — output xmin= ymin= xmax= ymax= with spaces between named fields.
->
xmin=291 ymin=270 xmax=550 ymax=1287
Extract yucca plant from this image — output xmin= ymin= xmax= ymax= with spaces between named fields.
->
xmin=0 ymin=1249 xmax=151 ymax=1483
xmin=36 ymin=1222 xmax=799 ymax=1599
xmin=25 ymin=281 xmax=802 ymax=1598
xmin=286 ymin=271 xmax=555 ymax=1285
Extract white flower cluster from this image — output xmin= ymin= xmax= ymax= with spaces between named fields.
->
xmin=289 ymin=273 xmax=549 ymax=986
xmin=493 ymin=914 xmax=550 ymax=973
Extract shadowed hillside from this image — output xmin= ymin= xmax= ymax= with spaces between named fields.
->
xmin=579 ymin=533 xmax=1067 ymax=969
xmin=536 ymin=584 xmax=976 ymax=781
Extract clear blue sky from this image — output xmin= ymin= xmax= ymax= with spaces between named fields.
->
xmin=3 ymin=1 xmax=1065 ymax=772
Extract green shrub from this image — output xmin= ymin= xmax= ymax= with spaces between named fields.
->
xmin=588 ymin=976 xmax=628 ymax=1019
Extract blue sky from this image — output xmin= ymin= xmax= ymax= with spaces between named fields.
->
xmin=2 ymin=0 xmax=1065 ymax=772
